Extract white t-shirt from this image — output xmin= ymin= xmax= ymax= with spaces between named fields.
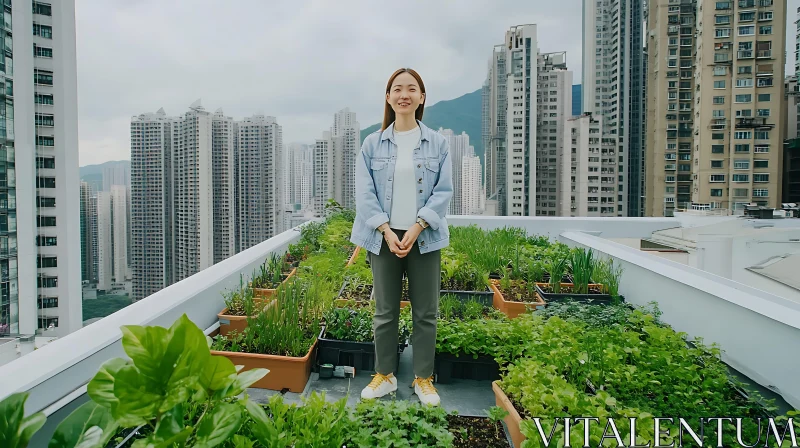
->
xmin=389 ymin=126 xmax=421 ymax=230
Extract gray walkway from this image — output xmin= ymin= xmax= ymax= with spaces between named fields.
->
xmin=247 ymin=345 xmax=497 ymax=417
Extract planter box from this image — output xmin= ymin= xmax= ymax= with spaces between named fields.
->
xmin=317 ymin=327 xmax=402 ymax=373
xmin=217 ymin=298 xmax=273 ymax=337
xmin=434 ymin=352 xmax=500 ymax=384
xmin=211 ymin=339 xmax=317 ymax=393
xmin=346 ymin=246 xmax=361 ymax=267
xmin=439 ymin=287 xmax=494 ymax=307
xmin=534 ymin=282 xmax=617 ymax=305
xmin=490 ymin=281 xmax=545 ymax=319
xmin=493 ymin=381 xmax=526 ymax=448
xmin=336 ymin=281 xmax=411 ymax=308
xmin=251 ymin=267 xmax=297 ymax=299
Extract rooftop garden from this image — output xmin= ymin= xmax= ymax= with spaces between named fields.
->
xmin=2 ymin=209 xmax=798 ymax=447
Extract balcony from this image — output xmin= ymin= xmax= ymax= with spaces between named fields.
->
xmin=1 ymin=216 xmax=798 ymax=446
xmin=736 ymin=117 xmax=775 ymax=129
xmin=757 ymin=50 xmax=772 ymax=59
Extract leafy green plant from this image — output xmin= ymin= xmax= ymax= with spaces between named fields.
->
xmin=347 ymin=399 xmax=454 ymax=447
xmin=569 ymin=248 xmax=595 ymax=294
xmin=545 ymin=255 xmax=568 ymax=294
xmin=486 ymin=406 xmax=509 ymax=439
xmin=441 ymin=262 xmax=489 ymax=292
xmin=438 ymin=294 xmax=492 ymax=321
xmin=252 ymin=253 xmax=290 ymax=289
xmin=223 ymin=275 xmax=261 ymax=317
xmin=594 ymin=257 xmax=623 ymax=297
xmin=0 ymin=393 xmax=46 ymax=448
xmin=323 ymin=303 xmax=374 ymax=343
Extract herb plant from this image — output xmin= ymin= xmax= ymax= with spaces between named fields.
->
xmin=346 ymin=399 xmax=454 ymax=447
xmin=569 ymin=247 xmax=595 ymax=294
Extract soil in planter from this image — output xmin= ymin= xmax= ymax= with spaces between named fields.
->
xmin=447 ymin=415 xmax=511 ymax=448
xmin=538 ymin=283 xmax=604 ymax=295
xmin=497 ymin=282 xmax=541 ymax=304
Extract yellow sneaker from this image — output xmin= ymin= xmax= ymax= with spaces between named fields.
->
xmin=360 ymin=373 xmax=397 ymax=399
xmin=412 ymin=376 xmax=440 ymax=406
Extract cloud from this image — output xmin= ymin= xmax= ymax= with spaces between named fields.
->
xmin=76 ymin=0 xmax=586 ymax=165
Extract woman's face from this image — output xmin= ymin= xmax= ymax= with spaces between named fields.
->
xmin=386 ymin=72 xmax=424 ymax=116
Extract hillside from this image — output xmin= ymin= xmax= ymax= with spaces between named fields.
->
xmin=80 ymin=160 xmax=130 ymax=191
xmin=360 ymin=88 xmax=483 ymax=165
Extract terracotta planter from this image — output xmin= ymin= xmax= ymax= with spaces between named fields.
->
xmin=493 ymin=381 xmax=525 ymax=448
xmin=251 ymin=267 xmax=297 ymax=299
xmin=211 ymin=339 xmax=317 ymax=393
xmin=346 ymin=246 xmax=362 ymax=267
xmin=217 ymin=298 xmax=273 ymax=336
xmin=490 ymin=280 xmax=546 ymax=319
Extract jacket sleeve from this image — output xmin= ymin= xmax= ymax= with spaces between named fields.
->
xmin=417 ymin=137 xmax=453 ymax=231
xmin=355 ymin=134 xmax=389 ymax=230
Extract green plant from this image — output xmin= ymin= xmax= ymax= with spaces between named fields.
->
xmin=441 ymin=262 xmax=489 ymax=292
xmin=486 ymin=406 xmax=509 ymax=439
xmin=223 ymin=274 xmax=261 ymax=316
xmin=594 ymin=257 xmax=623 ymax=297
xmin=569 ymin=248 xmax=595 ymax=294
xmin=347 ymin=399 xmax=454 ymax=447
xmin=323 ymin=304 xmax=374 ymax=343
xmin=545 ymin=255 xmax=568 ymax=294
xmin=0 ymin=393 xmax=45 ymax=448
xmin=252 ymin=253 xmax=290 ymax=289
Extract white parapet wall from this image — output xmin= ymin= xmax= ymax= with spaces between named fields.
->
xmin=561 ymin=231 xmax=800 ymax=410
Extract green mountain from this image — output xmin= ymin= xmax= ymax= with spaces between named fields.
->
xmin=360 ymin=88 xmax=483 ymax=165
xmin=79 ymin=160 xmax=130 ymax=191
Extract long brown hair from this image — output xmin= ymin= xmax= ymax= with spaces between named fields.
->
xmin=381 ymin=68 xmax=426 ymax=131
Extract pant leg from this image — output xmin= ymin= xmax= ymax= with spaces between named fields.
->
xmin=406 ymin=241 xmax=441 ymax=379
xmin=370 ymin=235 xmax=404 ymax=376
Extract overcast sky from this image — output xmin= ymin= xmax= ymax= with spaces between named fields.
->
xmin=75 ymin=0 xmax=799 ymax=166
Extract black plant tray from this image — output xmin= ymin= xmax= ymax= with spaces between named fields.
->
xmin=534 ymin=283 xmax=619 ymax=305
xmin=316 ymin=328 xmax=402 ymax=373
xmin=439 ymin=288 xmax=493 ymax=307
xmin=434 ymin=352 xmax=500 ymax=384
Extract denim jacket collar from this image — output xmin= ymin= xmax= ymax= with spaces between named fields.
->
xmin=379 ymin=119 xmax=433 ymax=145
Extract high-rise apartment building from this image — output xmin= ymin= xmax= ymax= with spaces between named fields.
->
xmin=646 ymin=0 xmax=785 ymax=215
xmin=566 ymin=114 xmax=616 ymax=216
xmin=462 ymin=155 xmax=483 ymax=215
xmin=286 ymin=143 xmax=314 ymax=210
xmin=95 ymin=192 xmax=112 ymax=292
xmin=313 ymin=109 xmax=360 ymax=213
xmin=583 ymin=0 xmax=646 ymax=216
xmin=236 ymin=114 xmax=283 ymax=251
xmin=438 ymin=128 xmax=473 ymax=215
xmin=110 ymin=185 xmax=129 ymax=284
xmin=1 ymin=0 xmax=81 ymax=336
xmin=80 ymin=182 xmax=95 ymax=283
xmin=212 ymin=109 xmax=235 ymax=263
xmin=535 ymin=52 xmax=573 ymax=217
xmin=102 ymin=163 xmax=130 ymax=192
xmin=483 ymin=45 xmax=508 ymax=216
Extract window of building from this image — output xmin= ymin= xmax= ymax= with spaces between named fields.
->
xmin=37 ymin=136 xmax=54 ymax=146
xmin=754 ymin=131 xmax=769 ymax=139
xmin=710 ymin=175 xmax=725 ymax=182
xmin=753 ymin=159 xmax=768 ymax=168
xmin=714 ymin=80 xmax=726 ymax=88
xmin=713 ymin=96 xmax=725 ymax=104
xmin=754 ymin=144 xmax=769 ymax=153
xmin=716 ymin=15 xmax=731 ymax=24
xmin=753 ymin=173 xmax=769 ymax=182
xmin=38 ymin=317 xmax=58 ymax=329
xmin=37 ymin=256 xmax=57 ymax=268
xmin=712 ymin=133 xmax=725 ymax=140
xmin=38 ymin=297 xmax=58 ymax=309
xmin=733 ymin=188 xmax=749 ymax=196
xmin=37 ymin=216 xmax=56 ymax=227
xmin=36 ymin=236 xmax=57 ymax=246
xmin=735 ymin=144 xmax=750 ymax=153
xmin=735 ymin=94 xmax=752 ymax=103
xmin=36 ymin=177 xmax=56 ymax=188
xmin=32 ymin=23 xmax=52 ymax=38
xmin=34 ymin=70 xmax=53 ymax=85
xmin=759 ymin=25 xmax=772 ymax=35
xmin=711 ymin=189 xmax=724 ymax=197
xmin=732 ymin=174 xmax=749 ymax=182
xmin=736 ymin=109 xmax=752 ymax=117
xmin=739 ymin=12 xmax=755 ymax=21
xmin=733 ymin=160 xmax=750 ymax=170
xmin=36 ymin=157 xmax=55 ymax=169
xmin=712 ymin=110 xmax=725 ymax=118
xmin=715 ymin=28 xmax=731 ymax=38
xmin=32 ymin=2 xmax=52 ymax=16
xmin=756 ymin=109 xmax=770 ymax=117
xmin=738 ymin=66 xmax=753 ymax=74
xmin=735 ymin=78 xmax=753 ymax=88
xmin=734 ymin=131 xmax=752 ymax=139
xmin=35 ymin=114 xmax=54 ymax=127
xmin=711 ymin=160 xmax=724 ymax=168
xmin=713 ymin=66 xmax=727 ymax=76
xmin=712 ymin=145 xmax=725 ymax=153
xmin=35 ymin=94 xmax=54 ymax=105
xmin=33 ymin=45 xmax=52 ymax=58
xmin=37 ymin=196 xmax=56 ymax=207
xmin=753 ymin=189 xmax=769 ymax=197
xmin=757 ymin=93 xmax=771 ymax=101
xmin=738 ymin=25 xmax=755 ymax=35
xmin=758 ymin=11 xmax=772 ymax=20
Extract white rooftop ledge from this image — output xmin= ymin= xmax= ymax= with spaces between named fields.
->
xmin=561 ymin=231 xmax=800 ymax=410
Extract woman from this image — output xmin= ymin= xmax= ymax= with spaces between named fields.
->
xmin=350 ymin=68 xmax=453 ymax=406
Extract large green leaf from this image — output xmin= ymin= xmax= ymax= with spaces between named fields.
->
xmin=120 ymin=324 xmax=170 ymax=385
xmin=193 ymin=403 xmax=243 ymax=448
xmin=0 ymin=392 xmax=46 ymax=448
xmin=130 ymin=404 xmax=192 ymax=448
xmin=217 ymin=368 xmax=269 ymax=399
xmin=231 ymin=435 xmax=255 ymax=448
xmin=48 ymin=401 xmax=118 ymax=448
xmin=86 ymin=358 xmax=127 ymax=409
xmin=165 ymin=315 xmax=209 ymax=390
xmin=109 ymin=365 xmax=161 ymax=426
xmin=199 ymin=355 xmax=236 ymax=394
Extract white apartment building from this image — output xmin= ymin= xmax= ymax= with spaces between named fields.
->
xmin=131 ymin=109 xmax=174 ymax=300
xmin=583 ymin=0 xmax=646 ymax=217
xmin=483 ymin=45 xmax=508 ymax=216
xmin=565 ymin=114 xmax=613 ymax=216
xmin=3 ymin=0 xmax=81 ymax=336
xmin=314 ymin=109 xmax=360 ymax=213
xmin=95 ymin=192 xmax=112 ymax=292
xmin=236 ymin=114 xmax=283 ymax=251
xmin=286 ymin=143 xmax=314 ymax=210
xmin=535 ymin=52 xmax=573 ymax=217
xmin=438 ymin=129 xmax=472 ymax=215
xmin=111 ymin=185 xmax=129 ymax=284
xmin=80 ymin=182 xmax=95 ymax=284
xmin=102 ymin=163 xmax=129 ymax=192
xmin=461 ymin=155 xmax=483 ymax=215
xmin=212 ymin=108 xmax=235 ymax=264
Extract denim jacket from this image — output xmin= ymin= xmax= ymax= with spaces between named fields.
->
xmin=350 ymin=120 xmax=453 ymax=255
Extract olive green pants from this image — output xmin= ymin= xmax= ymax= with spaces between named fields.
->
xmin=368 ymin=228 xmax=440 ymax=378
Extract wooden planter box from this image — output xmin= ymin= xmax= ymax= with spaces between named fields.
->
xmin=493 ymin=381 xmax=526 ymax=448
xmin=211 ymin=339 xmax=317 ymax=393
xmin=251 ymin=267 xmax=297 ymax=299
xmin=217 ymin=298 xmax=273 ymax=337
xmin=346 ymin=246 xmax=362 ymax=267
xmin=490 ymin=280 xmax=545 ymax=319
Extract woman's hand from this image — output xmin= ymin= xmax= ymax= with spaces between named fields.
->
xmin=383 ymin=229 xmax=409 ymax=258
xmin=397 ymin=224 xmax=423 ymax=257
